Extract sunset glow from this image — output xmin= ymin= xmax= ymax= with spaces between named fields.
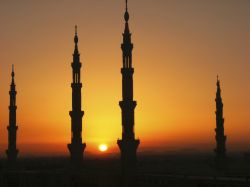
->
xmin=0 ymin=0 xmax=249 ymax=157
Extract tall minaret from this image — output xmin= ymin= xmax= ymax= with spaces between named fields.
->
xmin=6 ymin=65 xmax=19 ymax=162
xmin=68 ymin=26 xmax=86 ymax=164
xmin=117 ymin=0 xmax=140 ymax=176
xmin=214 ymin=76 xmax=227 ymax=159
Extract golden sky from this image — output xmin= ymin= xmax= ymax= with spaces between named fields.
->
xmin=0 ymin=0 xmax=250 ymax=157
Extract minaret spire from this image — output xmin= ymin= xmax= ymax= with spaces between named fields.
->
xmin=11 ymin=65 xmax=15 ymax=83
xmin=74 ymin=25 xmax=79 ymax=54
xmin=75 ymin=25 xmax=77 ymax=35
xmin=214 ymin=76 xmax=227 ymax=161
xmin=6 ymin=65 xmax=19 ymax=163
xmin=118 ymin=0 xmax=140 ymax=184
xmin=125 ymin=0 xmax=128 ymax=13
xmin=68 ymin=26 xmax=86 ymax=165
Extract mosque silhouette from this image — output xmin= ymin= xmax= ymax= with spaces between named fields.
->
xmin=1 ymin=1 xmax=249 ymax=187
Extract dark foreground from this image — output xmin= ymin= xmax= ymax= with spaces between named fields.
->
xmin=1 ymin=153 xmax=250 ymax=187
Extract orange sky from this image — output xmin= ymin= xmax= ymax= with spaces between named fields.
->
xmin=0 ymin=0 xmax=250 ymax=157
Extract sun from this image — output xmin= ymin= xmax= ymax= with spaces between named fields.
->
xmin=99 ymin=144 xmax=108 ymax=152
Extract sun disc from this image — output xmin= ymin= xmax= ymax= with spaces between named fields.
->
xmin=99 ymin=144 xmax=108 ymax=152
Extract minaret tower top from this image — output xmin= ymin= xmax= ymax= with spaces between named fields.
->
xmin=121 ymin=0 xmax=133 ymax=69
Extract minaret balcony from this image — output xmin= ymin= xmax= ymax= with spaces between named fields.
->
xmin=9 ymin=106 xmax=17 ymax=110
xmin=117 ymin=139 xmax=140 ymax=153
xmin=121 ymin=68 xmax=134 ymax=74
xmin=119 ymin=100 xmax=137 ymax=110
xmin=7 ymin=126 xmax=18 ymax=131
xmin=71 ymin=62 xmax=82 ymax=68
xmin=121 ymin=43 xmax=133 ymax=51
xmin=71 ymin=83 xmax=82 ymax=88
xmin=69 ymin=110 xmax=84 ymax=118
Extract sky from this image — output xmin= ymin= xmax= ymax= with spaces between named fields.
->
xmin=0 ymin=0 xmax=249 ymax=157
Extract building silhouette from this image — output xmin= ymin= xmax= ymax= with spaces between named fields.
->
xmin=6 ymin=65 xmax=19 ymax=163
xmin=68 ymin=26 xmax=86 ymax=164
xmin=117 ymin=0 xmax=140 ymax=181
xmin=214 ymin=76 xmax=227 ymax=161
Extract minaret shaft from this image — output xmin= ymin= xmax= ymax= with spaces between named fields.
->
xmin=68 ymin=26 xmax=86 ymax=164
xmin=214 ymin=77 xmax=226 ymax=158
xmin=6 ymin=66 xmax=19 ymax=162
xmin=120 ymin=68 xmax=136 ymax=140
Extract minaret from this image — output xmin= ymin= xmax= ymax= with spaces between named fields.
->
xmin=68 ymin=26 xmax=86 ymax=164
xmin=6 ymin=65 xmax=19 ymax=162
xmin=117 ymin=0 xmax=140 ymax=177
xmin=214 ymin=76 xmax=227 ymax=159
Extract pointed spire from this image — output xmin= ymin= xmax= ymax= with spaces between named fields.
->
xmin=11 ymin=64 xmax=15 ymax=84
xmin=216 ymin=75 xmax=221 ymax=94
xmin=123 ymin=0 xmax=131 ymax=37
xmin=74 ymin=25 xmax=78 ymax=41
xmin=74 ymin=25 xmax=79 ymax=53
xmin=11 ymin=64 xmax=14 ymax=77
xmin=124 ymin=0 xmax=129 ymax=22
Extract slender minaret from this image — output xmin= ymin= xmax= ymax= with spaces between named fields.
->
xmin=214 ymin=76 xmax=227 ymax=159
xmin=6 ymin=65 xmax=19 ymax=162
xmin=117 ymin=0 xmax=140 ymax=177
xmin=68 ymin=26 xmax=86 ymax=164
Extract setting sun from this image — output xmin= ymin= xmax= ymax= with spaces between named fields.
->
xmin=99 ymin=144 xmax=108 ymax=152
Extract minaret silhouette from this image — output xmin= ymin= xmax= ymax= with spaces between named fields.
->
xmin=214 ymin=76 xmax=227 ymax=159
xmin=6 ymin=65 xmax=19 ymax=162
xmin=68 ymin=26 xmax=86 ymax=164
xmin=117 ymin=0 xmax=140 ymax=178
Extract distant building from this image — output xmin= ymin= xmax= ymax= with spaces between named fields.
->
xmin=68 ymin=26 xmax=86 ymax=165
xmin=117 ymin=0 xmax=140 ymax=182
xmin=214 ymin=76 xmax=227 ymax=160
xmin=6 ymin=65 xmax=19 ymax=163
